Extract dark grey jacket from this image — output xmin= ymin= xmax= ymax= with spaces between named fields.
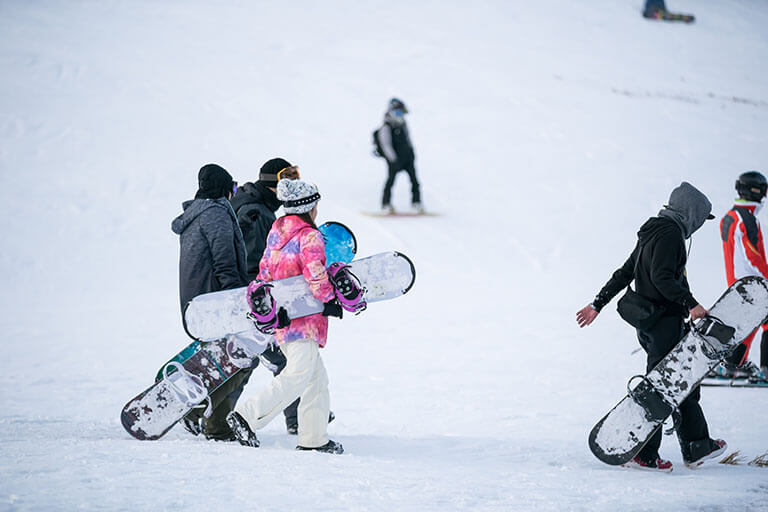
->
xmin=171 ymin=198 xmax=249 ymax=322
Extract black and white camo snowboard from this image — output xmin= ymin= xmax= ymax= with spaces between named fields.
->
xmin=588 ymin=276 xmax=768 ymax=466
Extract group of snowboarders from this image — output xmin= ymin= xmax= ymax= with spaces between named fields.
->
xmin=172 ymin=160 xmax=344 ymax=453
xmin=577 ymin=172 xmax=768 ymax=472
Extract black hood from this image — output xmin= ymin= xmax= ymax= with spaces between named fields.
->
xmin=230 ymin=182 xmax=282 ymax=214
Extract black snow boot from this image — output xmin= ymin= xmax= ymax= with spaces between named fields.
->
xmin=683 ymin=438 xmax=727 ymax=469
xmin=226 ymin=412 xmax=260 ymax=448
xmin=296 ymin=440 xmax=344 ymax=454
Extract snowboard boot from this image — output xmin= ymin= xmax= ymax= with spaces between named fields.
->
xmin=286 ymin=410 xmax=335 ymax=436
xmin=296 ymin=439 xmax=344 ymax=454
xmin=621 ymin=455 xmax=673 ymax=473
xmin=182 ymin=415 xmax=203 ymax=436
xmin=381 ymin=204 xmax=394 ymax=215
xmin=683 ymin=438 xmax=727 ymax=469
xmin=226 ymin=412 xmax=260 ymax=448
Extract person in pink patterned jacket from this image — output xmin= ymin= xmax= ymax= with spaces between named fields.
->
xmin=227 ymin=178 xmax=345 ymax=454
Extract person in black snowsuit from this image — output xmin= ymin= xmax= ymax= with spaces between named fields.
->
xmin=171 ymin=163 xmax=255 ymax=440
xmin=374 ymin=98 xmax=422 ymax=213
xmin=576 ymin=182 xmax=727 ymax=471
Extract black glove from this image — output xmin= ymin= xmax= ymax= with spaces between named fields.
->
xmin=322 ymin=300 xmax=343 ymax=319
xmin=277 ymin=307 xmax=291 ymax=329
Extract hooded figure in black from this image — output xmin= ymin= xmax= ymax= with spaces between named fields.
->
xmin=171 ymin=163 xmax=254 ymax=440
xmin=230 ymin=158 xmax=290 ymax=279
xmin=576 ymin=182 xmax=726 ymax=471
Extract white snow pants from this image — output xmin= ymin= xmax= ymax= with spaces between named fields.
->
xmin=234 ymin=338 xmax=330 ymax=448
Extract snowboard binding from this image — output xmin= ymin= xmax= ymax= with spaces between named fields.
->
xmin=695 ymin=316 xmax=736 ymax=359
xmin=246 ymin=280 xmax=280 ymax=334
xmin=162 ymin=361 xmax=213 ymax=418
xmin=327 ymin=262 xmax=367 ymax=314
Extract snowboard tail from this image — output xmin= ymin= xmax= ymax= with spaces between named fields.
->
xmin=121 ymin=333 xmax=269 ymax=440
xmin=589 ymin=276 xmax=768 ymax=465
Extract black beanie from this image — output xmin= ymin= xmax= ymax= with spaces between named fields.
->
xmin=195 ymin=163 xmax=234 ymax=200
xmin=258 ymin=158 xmax=292 ymax=188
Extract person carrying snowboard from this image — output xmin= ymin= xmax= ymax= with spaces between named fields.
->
xmin=171 ymin=163 xmax=254 ymax=441
xmin=716 ymin=171 xmax=768 ymax=380
xmin=230 ymin=157 xmax=333 ymax=435
xmin=576 ymin=182 xmax=726 ymax=471
xmin=373 ymin=97 xmax=423 ymax=214
xmin=226 ymin=177 xmax=346 ymax=454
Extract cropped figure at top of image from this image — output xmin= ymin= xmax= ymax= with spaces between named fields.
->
xmin=230 ymin=158 xmax=334 ymax=435
xmin=226 ymin=177 xmax=347 ymax=454
xmin=713 ymin=171 xmax=768 ymax=382
xmin=171 ymin=163 xmax=255 ymax=441
xmin=372 ymin=97 xmax=423 ymax=214
xmin=642 ymin=0 xmax=695 ymax=23
xmin=576 ymin=182 xmax=726 ymax=472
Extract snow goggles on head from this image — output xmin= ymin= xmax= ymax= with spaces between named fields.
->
xmin=232 ymin=181 xmax=238 ymax=195
xmin=390 ymin=109 xmax=405 ymax=118
xmin=277 ymin=166 xmax=300 ymax=181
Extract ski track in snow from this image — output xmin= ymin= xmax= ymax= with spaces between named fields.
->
xmin=1 ymin=0 xmax=768 ymax=510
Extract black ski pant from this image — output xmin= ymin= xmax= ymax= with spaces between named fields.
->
xmin=184 ymin=365 xmax=254 ymax=439
xmin=382 ymin=160 xmax=421 ymax=207
xmin=636 ymin=314 xmax=709 ymax=462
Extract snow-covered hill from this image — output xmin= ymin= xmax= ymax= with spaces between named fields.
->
xmin=1 ymin=0 xmax=767 ymax=510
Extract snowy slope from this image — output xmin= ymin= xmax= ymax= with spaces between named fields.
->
xmin=1 ymin=0 xmax=768 ymax=510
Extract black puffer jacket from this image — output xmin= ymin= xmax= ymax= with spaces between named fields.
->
xmin=229 ymin=182 xmax=282 ymax=279
xmin=171 ymin=198 xmax=248 ymax=321
xmin=593 ymin=217 xmax=698 ymax=317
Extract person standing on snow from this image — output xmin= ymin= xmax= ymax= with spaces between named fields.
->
xmin=230 ymin=158 xmax=333 ymax=435
xmin=716 ymin=171 xmax=768 ymax=380
xmin=373 ymin=98 xmax=422 ymax=214
xmin=227 ymin=178 xmax=346 ymax=454
xmin=171 ymin=163 xmax=254 ymax=441
xmin=576 ymin=182 xmax=726 ymax=472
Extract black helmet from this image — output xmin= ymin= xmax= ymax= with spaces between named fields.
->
xmin=735 ymin=171 xmax=767 ymax=201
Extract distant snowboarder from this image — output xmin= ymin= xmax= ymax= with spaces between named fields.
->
xmin=642 ymin=0 xmax=695 ymax=23
xmin=372 ymin=98 xmax=423 ymax=214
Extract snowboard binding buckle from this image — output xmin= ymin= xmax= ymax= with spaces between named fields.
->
xmin=246 ymin=280 xmax=280 ymax=334
xmin=695 ymin=315 xmax=735 ymax=358
xmin=328 ymin=262 xmax=367 ymax=314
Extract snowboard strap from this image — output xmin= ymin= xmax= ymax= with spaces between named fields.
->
xmin=246 ymin=280 xmax=280 ymax=334
xmin=162 ymin=362 xmax=213 ymax=418
xmin=327 ymin=262 xmax=367 ymax=314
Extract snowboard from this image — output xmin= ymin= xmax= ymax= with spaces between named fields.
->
xmin=121 ymin=221 xmax=357 ymax=440
xmin=121 ymin=332 xmax=270 ymax=440
xmin=362 ymin=210 xmax=440 ymax=218
xmin=701 ymin=377 xmax=768 ymax=388
xmin=184 ymin=251 xmax=416 ymax=341
xmin=643 ymin=9 xmax=695 ymax=23
xmin=588 ymin=276 xmax=768 ymax=466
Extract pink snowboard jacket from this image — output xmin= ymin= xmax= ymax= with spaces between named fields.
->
xmin=257 ymin=215 xmax=335 ymax=347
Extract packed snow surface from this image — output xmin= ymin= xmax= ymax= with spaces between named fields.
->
xmin=1 ymin=0 xmax=767 ymax=510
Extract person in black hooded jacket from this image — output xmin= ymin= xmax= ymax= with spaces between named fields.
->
xmin=171 ymin=163 xmax=254 ymax=440
xmin=576 ymin=182 xmax=726 ymax=472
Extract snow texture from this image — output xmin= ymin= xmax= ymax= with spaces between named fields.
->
xmin=2 ymin=0 xmax=768 ymax=510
